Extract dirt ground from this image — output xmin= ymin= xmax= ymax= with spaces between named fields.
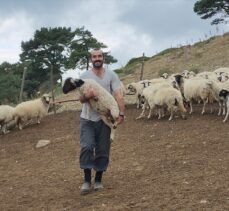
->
xmin=0 ymin=104 xmax=229 ymax=211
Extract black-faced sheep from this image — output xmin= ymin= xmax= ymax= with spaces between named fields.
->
xmin=62 ymin=78 xmax=120 ymax=141
xmin=219 ymin=89 xmax=229 ymax=122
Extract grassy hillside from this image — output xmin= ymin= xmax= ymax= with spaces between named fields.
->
xmin=119 ymin=32 xmax=229 ymax=84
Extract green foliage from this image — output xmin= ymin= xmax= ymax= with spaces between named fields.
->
xmin=189 ymin=64 xmax=200 ymax=74
xmin=0 ymin=64 xmax=21 ymax=104
xmin=194 ymin=0 xmax=229 ymax=25
xmin=126 ymin=56 xmax=150 ymax=67
xmin=158 ymin=68 xmax=172 ymax=77
xmin=194 ymin=36 xmax=216 ymax=47
xmin=153 ymin=48 xmax=180 ymax=57
xmin=68 ymin=27 xmax=117 ymax=70
xmin=0 ymin=26 xmax=117 ymax=103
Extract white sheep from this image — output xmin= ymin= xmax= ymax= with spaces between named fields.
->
xmin=207 ymin=79 xmax=229 ymax=115
xmin=0 ymin=105 xmax=15 ymax=134
xmin=13 ymin=94 xmax=51 ymax=130
xmin=137 ymin=83 xmax=186 ymax=120
xmin=214 ymin=67 xmax=229 ymax=74
xmin=62 ymin=78 xmax=120 ymax=141
xmin=175 ymin=75 xmax=213 ymax=114
xmin=126 ymin=80 xmax=151 ymax=108
xmin=219 ymin=89 xmax=229 ymax=122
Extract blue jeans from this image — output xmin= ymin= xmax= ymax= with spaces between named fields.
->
xmin=79 ymin=117 xmax=111 ymax=171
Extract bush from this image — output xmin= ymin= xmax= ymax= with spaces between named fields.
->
xmin=158 ymin=68 xmax=172 ymax=77
xmin=189 ymin=65 xmax=200 ymax=74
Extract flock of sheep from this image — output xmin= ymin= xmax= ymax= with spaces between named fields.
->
xmin=126 ymin=67 xmax=229 ymax=122
xmin=1 ymin=67 xmax=229 ymax=136
xmin=0 ymin=94 xmax=51 ymax=134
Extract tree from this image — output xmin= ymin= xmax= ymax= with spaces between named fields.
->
xmin=0 ymin=62 xmax=22 ymax=103
xmin=68 ymin=27 xmax=117 ymax=70
xmin=194 ymin=0 xmax=229 ymax=25
xmin=20 ymin=27 xmax=74 ymax=95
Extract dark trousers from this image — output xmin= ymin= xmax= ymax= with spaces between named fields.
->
xmin=79 ymin=117 xmax=111 ymax=171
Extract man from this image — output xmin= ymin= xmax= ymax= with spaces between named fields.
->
xmin=79 ymin=48 xmax=125 ymax=195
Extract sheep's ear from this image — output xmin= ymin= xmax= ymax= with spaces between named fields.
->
xmin=74 ymin=79 xmax=85 ymax=87
xmin=219 ymin=89 xmax=228 ymax=98
xmin=174 ymin=74 xmax=183 ymax=86
xmin=63 ymin=77 xmax=76 ymax=94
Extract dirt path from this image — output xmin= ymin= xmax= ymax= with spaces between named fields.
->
xmin=0 ymin=105 xmax=229 ymax=210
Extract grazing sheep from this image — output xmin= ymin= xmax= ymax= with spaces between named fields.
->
xmin=63 ymin=78 xmax=120 ymax=141
xmin=137 ymin=83 xmax=186 ymax=120
xmin=219 ymin=89 xmax=229 ymax=122
xmin=126 ymin=80 xmax=151 ymax=108
xmin=214 ymin=67 xmax=229 ymax=74
xmin=175 ymin=75 xmax=213 ymax=114
xmin=13 ymin=94 xmax=51 ymax=130
xmin=207 ymin=80 xmax=229 ymax=115
xmin=0 ymin=105 xmax=15 ymax=134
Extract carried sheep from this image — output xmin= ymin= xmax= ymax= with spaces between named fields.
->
xmin=0 ymin=105 xmax=15 ymax=134
xmin=13 ymin=94 xmax=51 ymax=130
xmin=62 ymin=78 xmax=120 ymax=141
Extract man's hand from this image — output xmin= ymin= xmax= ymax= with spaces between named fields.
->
xmin=116 ymin=115 xmax=125 ymax=125
xmin=85 ymin=87 xmax=97 ymax=99
xmin=79 ymin=88 xmax=97 ymax=103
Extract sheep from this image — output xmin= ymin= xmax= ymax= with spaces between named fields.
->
xmin=174 ymin=75 xmax=213 ymax=114
xmin=206 ymin=79 xmax=229 ymax=115
xmin=214 ymin=67 xmax=229 ymax=74
xmin=13 ymin=94 xmax=51 ymax=130
xmin=62 ymin=78 xmax=120 ymax=141
xmin=219 ymin=89 xmax=229 ymax=122
xmin=0 ymin=105 xmax=15 ymax=134
xmin=160 ymin=73 xmax=169 ymax=79
xmin=126 ymin=80 xmax=151 ymax=108
xmin=136 ymin=82 xmax=172 ymax=119
xmin=137 ymin=83 xmax=186 ymax=120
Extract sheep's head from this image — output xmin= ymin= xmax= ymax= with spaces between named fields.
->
xmin=42 ymin=94 xmax=51 ymax=104
xmin=62 ymin=78 xmax=85 ymax=94
xmin=126 ymin=84 xmax=136 ymax=94
xmin=174 ymin=74 xmax=183 ymax=87
xmin=219 ymin=89 xmax=229 ymax=99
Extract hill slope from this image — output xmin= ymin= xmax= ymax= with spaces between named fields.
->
xmin=120 ymin=32 xmax=229 ymax=84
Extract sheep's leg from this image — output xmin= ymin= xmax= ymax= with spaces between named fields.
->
xmin=201 ymin=100 xmax=207 ymax=115
xmin=223 ymin=99 xmax=229 ymax=122
xmin=147 ymin=107 xmax=153 ymax=119
xmin=222 ymin=101 xmax=226 ymax=115
xmin=136 ymin=98 xmax=140 ymax=109
xmin=161 ymin=108 xmax=166 ymax=118
xmin=223 ymin=107 xmax=229 ymax=122
xmin=136 ymin=103 xmax=146 ymax=119
xmin=218 ymin=101 xmax=222 ymax=116
xmin=16 ymin=117 xmax=23 ymax=130
xmin=18 ymin=121 xmax=23 ymax=130
xmin=1 ymin=124 xmax=9 ymax=134
xmin=37 ymin=116 xmax=41 ymax=124
xmin=210 ymin=104 xmax=214 ymax=114
xmin=158 ymin=108 xmax=161 ymax=120
xmin=168 ymin=107 xmax=174 ymax=121
xmin=189 ymin=101 xmax=193 ymax=114
xmin=110 ymin=128 xmax=115 ymax=142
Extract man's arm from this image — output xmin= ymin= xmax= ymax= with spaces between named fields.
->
xmin=113 ymin=88 xmax=125 ymax=125
xmin=79 ymin=88 xmax=97 ymax=103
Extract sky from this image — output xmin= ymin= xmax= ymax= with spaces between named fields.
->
xmin=0 ymin=0 xmax=229 ymax=75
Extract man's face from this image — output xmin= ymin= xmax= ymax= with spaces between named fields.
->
xmin=90 ymin=50 xmax=104 ymax=69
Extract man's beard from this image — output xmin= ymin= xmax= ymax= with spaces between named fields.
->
xmin=93 ymin=60 xmax=103 ymax=68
